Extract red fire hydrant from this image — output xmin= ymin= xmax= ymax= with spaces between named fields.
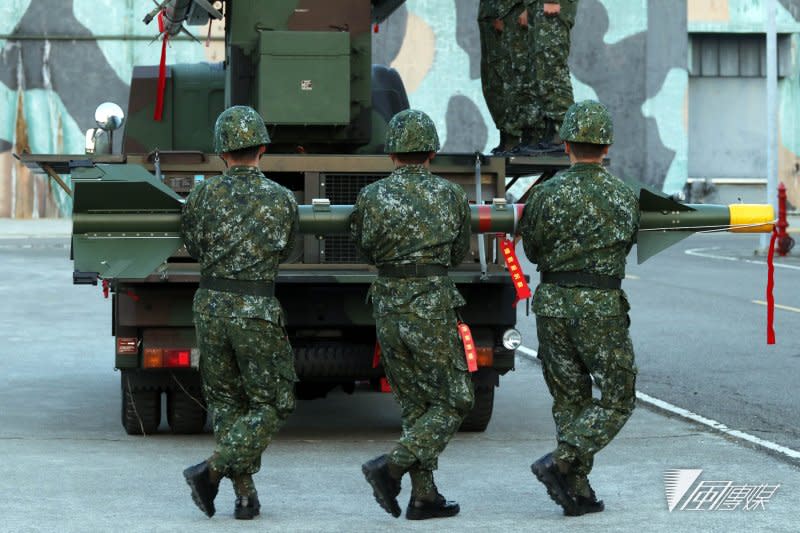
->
xmin=777 ymin=183 xmax=794 ymax=256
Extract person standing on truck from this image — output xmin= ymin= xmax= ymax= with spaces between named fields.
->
xmin=478 ymin=0 xmax=578 ymax=155
xmin=518 ymin=100 xmax=638 ymax=516
xmin=350 ymin=109 xmax=475 ymax=520
xmin=180 ymin=105 xmax=299 ymax=520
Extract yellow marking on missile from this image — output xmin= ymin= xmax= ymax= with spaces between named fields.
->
xmin=752 ymin=300 xmax=800 ymax=313
xmin=728 ymin=204 xmax=775 ymax=233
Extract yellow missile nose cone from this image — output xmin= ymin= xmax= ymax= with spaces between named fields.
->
xmin=729 ymin=204 xmax=776 ymax=233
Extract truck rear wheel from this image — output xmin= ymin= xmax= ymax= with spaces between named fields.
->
xmin=121 ymin=379 xmax=161 ymax=435
xmin=167 ymin=390 xmax=207 ymax=434
xmin=459 ymin=385 xmax=494 ymax=432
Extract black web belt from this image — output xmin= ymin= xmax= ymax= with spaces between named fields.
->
xmin=378 ymin=264 xmax=449 ymax=278
xmin=200 ymin=277 xmax=275 ymax=297
xmin=540 ymin=271 xmax=622 ymax=290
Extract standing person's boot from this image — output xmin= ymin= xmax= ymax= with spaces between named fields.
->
xmin=526 ymin=120 xmax=565 ymax=153
xmin=565 ymin=474 xmax=604 ymax=516
xmin=405 ymin=470 xmax=459 ymax=519
xmin=510 ymin=127 xmax=544 ymax=156
xmin=362 ymin=454 xmax=403 ymax=517
xmin=490 ymin=131 xmax=518 ymax=155
xmin=531 ymin=453 xmax=578 ymax=515
xmin=183 ymin=460 xmax=222 ymax=517
xmin=232 ymin=474 xmax=261 ymax=520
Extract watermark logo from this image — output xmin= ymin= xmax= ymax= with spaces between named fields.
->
xmin=664 ymin=469 xmax=780 ymax=512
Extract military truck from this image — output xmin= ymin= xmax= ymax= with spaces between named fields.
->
xmin=23 ymin=0 xmax=571 ymax=435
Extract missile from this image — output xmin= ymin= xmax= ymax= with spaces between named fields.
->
xmin=69 ymin=164 xmax=775 ymax=280
xmin=144 ymin=0 xmax=223 ymax=39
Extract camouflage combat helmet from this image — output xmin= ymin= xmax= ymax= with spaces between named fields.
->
xmin=385 ymin=109 xmax=441 ymax=154
xmin=559 ymin=100 xmax=614 ymax=145
xmin=214 ymin=106 xmax=271 ymax=153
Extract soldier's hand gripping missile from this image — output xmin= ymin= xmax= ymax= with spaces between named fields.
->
xmin=68 ymin=164 xmax=775 ymax=280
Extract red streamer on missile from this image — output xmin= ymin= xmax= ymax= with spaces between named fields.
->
xmin=500 ymin=237 xmax=532 ymax=307
xmin=767 ymin=228 xmax=777 ymax=344
xmin=154 ymin=10 xmax=169 ymax=121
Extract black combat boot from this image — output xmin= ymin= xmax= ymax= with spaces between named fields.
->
xmin=234 ymin=493 xmax=261 ymax=520
xmin=362 ymin=455 xmax=402 ymax=518
xmin=564 ymin=476 xmax=604 ymax=516
xmin=509 ymin=127 xmax=543 ymax=156
xmin=490 ymin=131 xmax=517 ymax=155
xmin=406 ymin=493 xmax=460 ymax=520
xmin=527 ymin=121 xmax=565 ymax=154
xmin=530 ymin=453 xmax=578 ymax=515
xmin=183 ymin=461 xmax=221 ymax=518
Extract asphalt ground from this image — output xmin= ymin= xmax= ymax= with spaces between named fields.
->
xmin=0 ymin=220 xmax=798 ymax=532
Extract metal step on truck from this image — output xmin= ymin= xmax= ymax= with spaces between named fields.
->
xmin=21 ymin=0 xmax=571 ymax=435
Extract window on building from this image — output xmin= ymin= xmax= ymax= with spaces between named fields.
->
xmin=689 ymin=33 xmax=791 ymax=78
xmin=688 ymin=33 xmax=791 ymax=185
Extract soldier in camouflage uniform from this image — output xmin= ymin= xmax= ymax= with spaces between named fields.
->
xmin=181 ymin=106 xmax=299 ymax=520
xmin=479 ymin=0 xmax=538 ymax=154
xmin=478 ymin=1 xmax=578 ymax=155
xmin=350 ymin=109 xmax=475 ymax=520
xmin=518 ymin=101 xmax=638 ymax=515
xmin=529 ymin=0 xmax=578 ymax=152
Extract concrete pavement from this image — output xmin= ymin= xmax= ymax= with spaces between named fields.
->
xmin=0 ymin=220 xmax=797 ymax=532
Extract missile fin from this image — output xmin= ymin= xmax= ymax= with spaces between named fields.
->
xmin=192 ymin=0 xmax=224 ymax=20
xmin=636 ymin=230 xmax=693 ymax=264
xmin=639 ymin=188 xmax=695 ymax=213
xmin=73 ymin=236 xmax=182 ymax=280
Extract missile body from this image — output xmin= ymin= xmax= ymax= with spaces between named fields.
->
xmin=69 ymin=164 xmax=775 ymax=279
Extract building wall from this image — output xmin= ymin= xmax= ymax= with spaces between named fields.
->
xmin=688 ymin=0 xmax=800 ymax=207
xmin=1 ymin=0 xmax=689 ymax=217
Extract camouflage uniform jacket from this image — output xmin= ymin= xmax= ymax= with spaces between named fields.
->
xmin=479 ymin=0 xmax=578 ymax=25
xmin=181 ymin=165 xmax=299 ymax=322
xmin=349 ymin=164 xmax=471 ymax=317
xmin=518 ymin=163 xmax=638 ymax=318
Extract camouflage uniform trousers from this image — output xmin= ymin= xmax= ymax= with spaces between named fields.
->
xmin=479 ymin=10 xmax=540 ymax=137
xmin=535 ymin=315 xmax=636 ymax=494
xmin=195 ymin=313 xmax=297 ymax=477
xmin=532 ymin=8 xmax=574 ymax=137
xmin=377 ymin=308 xmax=475 ymax=497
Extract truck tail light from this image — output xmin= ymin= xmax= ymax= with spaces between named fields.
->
xmin=476 ymin=347 xmax=494 ymax=367
xmin=143 ymin=348 xmax=163 ymax=368
xmin=164 ymin=349 xmax=191 ymax=368
xmin=117 ymin=337 xmax=138 ymax=355
xmin=143 ymin=348 xmax=191 ymax=368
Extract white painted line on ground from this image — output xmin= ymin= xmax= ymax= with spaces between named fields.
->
xmin=517 ymin=345 xmax=800 ymax=462
xmin=753 ymin=300 xmax=800 ymax=313
xmin=685 ymin=247 xmax=800 ymax=271
xmin=625 ymin=274 xmax=640 ymax=280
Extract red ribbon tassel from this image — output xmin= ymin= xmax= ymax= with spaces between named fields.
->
xmin=154 ymin=10 xmax=169 ymax=121
xmin=767 ymin=228 xmax=778 ymax=344
xmin=457 ymin=322 xmax=479 ymax=373
xmin=500 ymin=237 xmax=532 ymax=307
xmin=372 ymin=341 xmax=381 ymax=368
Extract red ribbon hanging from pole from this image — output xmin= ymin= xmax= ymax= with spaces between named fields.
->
xmin=499 ymin=236 xmax=532 ymax=307
xmin=154 ymin=10 xmax=169 ymax=121
xmin=766 ymin=228 xmax=778 ymax=344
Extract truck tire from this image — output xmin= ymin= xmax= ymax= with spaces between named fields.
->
xmin=459 ymin=385 xmax=494 ymax=432
xmin=121 ymin=385 xmax=161 ymax=435
xmin=167 ymin=390 xmax=207 ymax=434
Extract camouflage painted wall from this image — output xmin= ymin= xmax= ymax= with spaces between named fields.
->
xmin=0 ymin=0 xmax=223 ymax=218
xmin=0 ymin=0 xmax=720 ymax=217
xmin=375 ymin=0 xmax=689 ymax=193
